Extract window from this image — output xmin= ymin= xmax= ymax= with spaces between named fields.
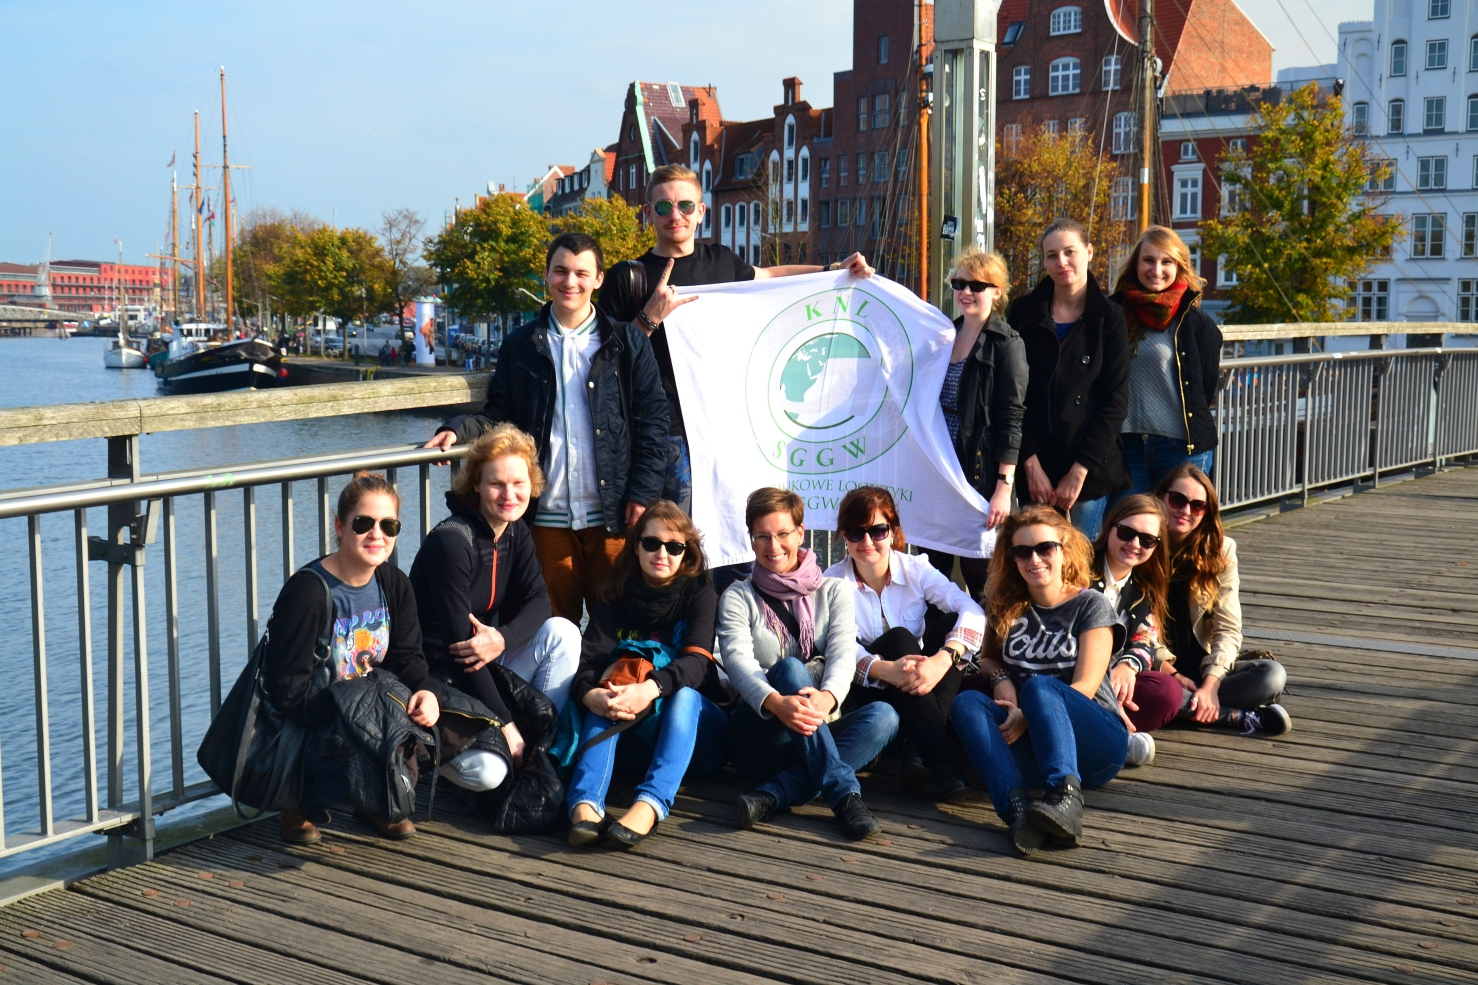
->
xmin=800 ymin=198 xmax=809 ymax=224
xmin=1464 ymin=214 xmax=1478 ymax=256
xmin=785 ymin=119 xmax=795 ymax=149
xmin=752 ymin=245 xmax=760 ymax=264
xmin=737 ymin=202 xmax=747 ymax=227
xmin=870 ymin=197 xmax=883 ymax=238
xmin=1364 ymin=159 xmax=1396 ymax=191
xmin=857 ymin=153 xmax=868 ymax=183
xmin=1216 ymin=256 xmax=1239 ymax=288
xmin=784 ymin=200 xmax=795 ymax=223
xmin=1356 ymin=279 xmax=1389 ymax=320
xmin=1110 ymin=177 xmax=1135 ymax=220
xmin=1102 ymin=55 xmax=1122 ymax=90
xmin=1462 ymin=280 xmax=1478 ymax=321
xmin=1391 ymin=40 xmax=1408 ymax=76
xmin=839 ymin=155 xmax=849 ymax=185
xmin=702 ymin=161 xmax=713 ymax=192
xmin=667 ymin=83 xmax=684 ymax=107
xmin=855 ymin=198 xmax=867 ymax=226
xmin=896 ymin=149 xmax=909 ymax=180
xmin=1067 ymin=117 xmax=1087 ymax=136
xmin=1180 ymin=141 xmax=1198 ymax=160
xmin=1474 ymin=154 xmax=1478 ymax=187
xmin=1229 ymin=137 xmax=1247 ymax=155
xmin=1426 ymin=96 xmax=1447 ymax=131
xmin=703 ymin=203 xmax=712 ymax=235
xmin=1419 ymin=155 xmax=1448 ymax=189
xmin=1432 ymin=0 xmax=1451 ymax=17
xmin=1470 ymin=95 xmax=1478 ymax=131
xmin=1188 ymin=244 xmax=1201 ymax=275
xmin=690 ymin=134 xmax=699 ymax=169
xmin=722 ymin=204 xmax=732 ymax=229
xmin=1044 ymin=119 xmax=1061 ymax=135
xmin=1413 ymin=213 xmax=1447 ymax=257
xmin=879 ymin=34 xmax=890 ymax=63
xmin=819 ymin=157 xmax=830 ymax=188
xmin=1353 ymin=102 xmax=1369 ymax=135
xmin=1004 ymin=122 xmax=1024 ymax=155
xmin=1050 ymin=6 xmax=1082 ymax=34
xmin=820 ymin=201 xmax=832 ymax=227
xmin=752 ymin=201 xmax=761 ymax=231
xmin=769 ymin=157 xmax=779 ymax=184
xmin=857 ymin=96 xmax=868 ymax=130
xmin=799 ymin=152 xmax=809 ymax=183
xmin=1175 ymin=174 xmax=1202 ymax=218
xmin=1013 ymin=66 xmax=1031 ymax=100
xmin=873 ymin=93 xmax=890 ymax=129
xmin=1049 ymin=57 xmax=1081 ymax=95
xmin=1222 ymin=183 xmax=1247 ymax=215
xmin=785 ymin=157 xmax=795 ymax=182
xmin=1429 ymin=39 xmax=1450 ymax=69
xmin=1112 ymin=112 xmax=1136 ymax=154
xmin=1470 ymin=35 xmax=1478 ymax=70
xmin=837 ymin=199 xmax=850 ymax=225
xmin=1389 ymin=99 xmax=1405 ymax=133
xmin=628 ymin=164 xmax=637 ymax=190
xmin=1004 ymin=22 xmax=1024 ymax=45
xmin=734 ymin=151 xmax=758 ymax=180
xmin=872 ymin=151 xmax=887 ymax=181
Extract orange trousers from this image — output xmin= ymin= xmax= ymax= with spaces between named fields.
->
xmin=531 ymin=525 xmax=626 ymax=621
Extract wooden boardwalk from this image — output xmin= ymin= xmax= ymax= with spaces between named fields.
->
xmin=1 ymin=467 xmax=1475 ymax=985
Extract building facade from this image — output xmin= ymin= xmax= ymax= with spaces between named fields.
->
xmin=546 ymin=146 xmax=617 ymax=217
xmin=0 ymin=260 xmax=168 ymax=316
xmin=611 ymin=82 xmax=723 ymax=207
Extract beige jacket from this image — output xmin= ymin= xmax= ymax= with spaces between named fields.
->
xmin=1155 ymin=537 xmax=1243 ymax=680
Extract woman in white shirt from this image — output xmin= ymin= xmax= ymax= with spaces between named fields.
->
xmin=824 ymin=486 xmax=986 ymax=801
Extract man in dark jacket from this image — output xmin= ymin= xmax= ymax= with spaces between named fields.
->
xmin=425 ymin=232 xmax=670 ymax=621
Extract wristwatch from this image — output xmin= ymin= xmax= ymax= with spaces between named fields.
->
xmin=998 ymin=472 xmax=1014 ymax=485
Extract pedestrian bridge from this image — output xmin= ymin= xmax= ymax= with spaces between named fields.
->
xmin=0 ymin=346 xmax=1473 ymax=984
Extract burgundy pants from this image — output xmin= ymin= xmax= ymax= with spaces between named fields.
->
xmin=1124 ymin=670 xmax=1186 ymax=733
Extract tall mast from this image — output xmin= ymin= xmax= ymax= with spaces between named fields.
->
xmin=221 ymin=67 xmax=234 ymax=331
xmin=171 ymin=172 xmax=181 ymax=320
xmin=193 ymin=110 xmax=204 ymax=323
xmin=115 ymin=239 xmax=127 ymax=344
xmin=1137 ymin=0 xmax=1156 ymax=234
xmin=917 ymin=16 xmax=930 ymax=301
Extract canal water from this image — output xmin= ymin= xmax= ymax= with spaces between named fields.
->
xmin=0 ymin=336 xmax=464 ymax=872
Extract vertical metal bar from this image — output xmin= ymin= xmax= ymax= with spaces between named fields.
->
xmin=203 ymin=489 xmax=222 ymax=716
xmin=130 ymin=560 xmax=154 ymax=860
xmin=75 ymin=509 xmax=98 ymax=823
xmin=281 ymin=480 xmax=295 ymax=582
xmin=28 ymin=515 xmax=53 ymax=837
xmin=106 ymin=435 xmax=138 ymax=813
xmin=244 ymin=486 xmax=259 ymax=649
xmin=419 ymin=462 xmax=432 ymax=541
xmin=318 ymin=476 xmax=330 ymax=556
xmin=163 ymin=497 xmax=184 ymax=798
xmin=386 ymin=467 xmax=399 ymax=568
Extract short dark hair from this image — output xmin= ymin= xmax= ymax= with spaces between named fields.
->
xmin=546 ymin=232 xmax=604 ymax=273
xmin=835 ymin=485 xmax=907 ymax=551
xmin=745 ymin=487 xmax=804 ymax=533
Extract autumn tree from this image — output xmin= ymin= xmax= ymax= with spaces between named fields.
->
xmin=993 ymin=123 xmax=1131 ymax=300
xmin=273 ymin=225 xmax=392 ymax=325
xmin=552 ymin=195 xmax=654 ymax=266
xmin=1200 ymin=83 xmax=1400 ymax=324
xmin=424 ymin=193 xmax=548 ymax=321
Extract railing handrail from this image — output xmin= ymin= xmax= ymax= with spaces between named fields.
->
xmin=1211 ymin=345 xmax=1449 ymax=369
xmin=1217 ymin=321 xmax=1474 ymax=342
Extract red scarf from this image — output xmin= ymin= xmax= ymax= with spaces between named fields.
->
xmin=1120 ymin=279 xmax=1189 ymax=332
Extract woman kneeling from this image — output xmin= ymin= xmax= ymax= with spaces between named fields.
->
xmin=953 ymin=505 xmax=1128 ymax=855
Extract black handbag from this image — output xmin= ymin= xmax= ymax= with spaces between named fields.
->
xmin=475 ymin=661 xmax=567 ymax=834
xmin=197 ymin=571 xmax=334 ymax=817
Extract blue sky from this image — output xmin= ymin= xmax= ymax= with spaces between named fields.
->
xmin=0 ymin=0 xmax=1350 ymax=266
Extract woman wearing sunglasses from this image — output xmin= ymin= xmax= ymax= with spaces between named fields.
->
xmin=264 ymin=471 xmax=443 ymax=844
xmin=720 ymin=487 xmax=895 ymax=840
xmin=1155 ymin=464 xmax=1290 ymax=734
xmin=927 ymin=248 xmax=1028 ymax=600
xmin=823 ymin=485 xmax=984 ymax=802
xmin=1088 ymin=495 xmax=1186 ymax=763
xmin=565 ymin=500 xmax=727 ymax=848
xmin=951 ymin=505 xmax=1127 ymax=855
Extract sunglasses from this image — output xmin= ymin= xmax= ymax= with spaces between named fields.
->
xmin=1111 ymin=523 xmax=1161 ymax=549
xmin=843 ymin=523 xmax=891 ymax=544
xmin=652 ymin=199 xmax=698 ymax=217
xmin=1162 ymin=490 xmax=1209 ymax=516
xmin=639 ymin=536 xmax=687 ymax=556
xmin=350 ymin=515 xmax=402 ymax=537
xmin=1010 ymin=541 xmax=1061 ymax=561
xmin=950 ymin=278 xmax=999 ymax=294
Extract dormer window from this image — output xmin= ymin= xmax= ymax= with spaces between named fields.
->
xmin=667 ymin=83 xmax=684 ymax=107
xmin=1049 ymin=6 xmax=1082 ymax=35
xmin=1003 ymin=22 xmax=1024 ymax=45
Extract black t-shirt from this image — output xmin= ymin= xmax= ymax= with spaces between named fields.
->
xmin=596 ymin=244 xmax=756 ymax=438
xmin=1166 ymin=568 xmax=1210 ymax=678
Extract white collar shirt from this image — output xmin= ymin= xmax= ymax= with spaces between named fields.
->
xmin=533 ymin=308 xmax=604 ymax=530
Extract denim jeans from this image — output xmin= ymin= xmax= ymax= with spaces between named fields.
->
xmin=566 ymin=686 xmax=727 ymax=822
xmin=1117 ymin=434 xmax=1215 ymax=499
xmin=726 ymin=657 xmax=899 ymax=810
xmin=1069 ymin=496 xmax=1108 ymax=541
xmin=663 ymin=435 xmax=693 ymax=516
xmin=496 ymin=617 xmax=581 ymax=714
xmin=952 ymin=676 xmax=1128 ymax=820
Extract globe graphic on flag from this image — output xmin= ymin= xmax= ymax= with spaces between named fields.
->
xmin=777 ymin=332 xmax=886 ymax=431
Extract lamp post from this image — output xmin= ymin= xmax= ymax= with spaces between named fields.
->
xmin=929 ymin=0 xmax=997 ymax=313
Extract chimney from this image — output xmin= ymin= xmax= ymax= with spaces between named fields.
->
xmin=783 ymin=77 xmax=802 ymax=106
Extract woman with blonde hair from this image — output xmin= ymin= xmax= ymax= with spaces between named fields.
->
xmin=951 ymin=504 xmax=1128 ymax=855
xmin=929 ymin=248 xmax=1028 ymax=599
xmin=1110 ymin=225 xmax=1222 ymax=495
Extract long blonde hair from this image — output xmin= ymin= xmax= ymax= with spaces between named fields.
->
xmin=985 ymin=504 xmax=1095 ymax=639
xmin=1114 ymin=225 xmax=1206 ymax=296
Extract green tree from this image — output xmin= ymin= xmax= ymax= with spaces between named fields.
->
xmin=552 ymin=195 xmax=655 ymax=266
xmin=230 ymin=208 xmax=321 ymax=322
xmin=424 ymin=193 xmax=548 ymax=320
xmin=1200 ymin=83 xmax=1400 ymax=324
xmin=273 ymin=225 xmax=391 ymax=325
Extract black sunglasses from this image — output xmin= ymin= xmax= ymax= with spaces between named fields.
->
xmin=639 ymin=536 xmax=687 ymax=556
xmin=843 ymin=523 xmax=891 ymax=544
xmin=1162 ymin=490 xmax=1209 ymax=516
xmin=1010 ymin=541 xmax=1061 ymax=561
xmin=350 ymin=515 xmax=402 ymax=537
xmin=652 ymin=199 xmax=698 ymax=217
xmin=1112 ymin=523 xmax=1161 ymax=549
xmin=950 ymin=278 xmax=999 ymax=294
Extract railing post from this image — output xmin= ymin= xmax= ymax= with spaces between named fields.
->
xmin=1433 ymin=354 xmax=1452 ymax=472
xmin=100 ymin=435 xmax=137 ymax=860
xmin=204 ymin=489 xmax=222 ymax=716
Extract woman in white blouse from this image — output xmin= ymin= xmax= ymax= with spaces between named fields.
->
xmin=824 ymin=486 xmax=986 ymax=801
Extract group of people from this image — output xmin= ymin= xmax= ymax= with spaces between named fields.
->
xmin=255 ymin=163 xmax=1289 ymax=857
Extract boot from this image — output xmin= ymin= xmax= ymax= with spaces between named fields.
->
xmin=832 ymin=792 xmax=882 ymax=840
xmin=1027 ymin=775 xmax=1084 ymax=846
xmin=1004 ymin=788 xmax=1043 ymax=856
xmin=278 ymin=809 xmax=321 ymax=845
xmin=354 ymin=809 xmax=416 ymax=840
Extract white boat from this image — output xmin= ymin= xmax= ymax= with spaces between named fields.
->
xmin=102 ymin=240 xmax=147 ymax=369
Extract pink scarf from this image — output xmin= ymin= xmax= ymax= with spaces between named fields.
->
xmin=751 ymin=547 xmax=824 ymax=659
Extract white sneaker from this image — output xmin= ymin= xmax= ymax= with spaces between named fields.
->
xmin=1124 ymin=731 xmax=1156 ymax=767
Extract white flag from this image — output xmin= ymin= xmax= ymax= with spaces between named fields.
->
xmin=665 ymin=271 xmax=996 ymax=567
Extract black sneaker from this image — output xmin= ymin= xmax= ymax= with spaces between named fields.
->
xmin=1026 ymin=775 xmax=1084 ymax=845
xmin=1004 ymin=788 xmax=1043 ymax=856
xmin=900 ymin=755 xmax=934 ymax=790
xmin=832 ymin=792 xmax=882 ymax=840
xmin=1241 ymin=703 xmax=1292 ymax=736
xmin=734 ymin=790 xmax=778 ymax=830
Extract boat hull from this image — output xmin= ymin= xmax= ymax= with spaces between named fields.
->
xmin=104 ymin=346 xmax=148 ymax=369
xmin=157 ymin=339 xmax=283 ymax=394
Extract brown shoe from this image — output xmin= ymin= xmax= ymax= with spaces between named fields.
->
xmin=354 ymin=809 xmax=416 ymax=840
xmin=279 ymin=809 xmax=321 ymax=845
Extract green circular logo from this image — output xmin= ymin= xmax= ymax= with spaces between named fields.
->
xmin=745 ymin=286 xmax=913 ymax=475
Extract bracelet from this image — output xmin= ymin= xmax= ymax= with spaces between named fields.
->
xmin=635 ymin=310 xmax=660 ymax=332
xmin=988 ymin=671 xmax=1012 ymax=689
xmin=827 ymin=261 xmax=843 ymax=272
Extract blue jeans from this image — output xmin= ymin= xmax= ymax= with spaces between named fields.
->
xmin=952 ymin=676 xmax=1127 ymax=821
xmin=1118 ymin=434 xmax=1215 ymax=499
xmin=1069 ymin=496 xmax=1108 ymax=541
xmin=727 ymin=657 xmax=899 ymax=810
xmin=566 ymin=687 xmax=726 ymax=822
xmin=663 ymin=435 xmax=693 ymax=516
xmin=496 ymin=617 xmax=581 ymax=714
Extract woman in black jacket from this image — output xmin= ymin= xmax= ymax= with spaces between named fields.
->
xmin=410 ymin=424 xmax=581 ymax=795
xmin=262 ymin=471 xmax=441 ymax=845
xmin=1109 ymin=226 xmax=1221 ymax=494
xmin=929 ymin=248 xmax=1028 ymax=599
xmin=565 ymin=501 xmax=727 ymax=849
xmin=1008 ymin=218 xmax=1131 ymax=541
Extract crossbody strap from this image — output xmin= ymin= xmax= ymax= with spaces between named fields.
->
xmin=753 ymin=585 xmax=810 ymax=655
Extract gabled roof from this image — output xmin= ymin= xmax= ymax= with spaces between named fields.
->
xmin=710 ymin=117 xmax=772 ymax=195
xmin=631 ymin=82 xmax=721 ymax=166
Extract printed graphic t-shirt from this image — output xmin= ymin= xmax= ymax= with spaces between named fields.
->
xmin=1000 ymin=588 xmax=1119 ymax=710
xmin=309 ymin=559 xmax=391 ymax=682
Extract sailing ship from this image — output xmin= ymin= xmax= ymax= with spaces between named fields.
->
xmin=102 ymin=240 xmax=147 ymax=369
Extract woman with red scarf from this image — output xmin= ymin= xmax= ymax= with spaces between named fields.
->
xmin=1109 ymin=227 xmax=1222 ymax=495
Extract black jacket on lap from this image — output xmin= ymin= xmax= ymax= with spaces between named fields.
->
xmin=1108 ymin=286 xmax=1223 ymax=453
xmin=1008 ymin=274 xmax=1131 ymax=502
xmin=438 ymin=303 xmax=669 ymax=536
xmin=951 ymin=312 xmax=1029 ymax=493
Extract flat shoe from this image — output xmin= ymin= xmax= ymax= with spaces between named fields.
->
xmin=608 ymin=818 xmax=657 ymax=849
xmin=568 ymin=818 xmax=605 ymax=847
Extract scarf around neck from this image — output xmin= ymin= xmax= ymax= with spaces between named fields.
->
xmin=1121 ymin=278 xmax=1190 ymax=332
xmin=750 ymin=547 xmax=824 ymax=659
xmin=622 ymin=573 xmax=692 ymax=635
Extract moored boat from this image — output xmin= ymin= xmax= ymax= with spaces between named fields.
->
xmin=155 ymin=334 xmax=283 ymax=393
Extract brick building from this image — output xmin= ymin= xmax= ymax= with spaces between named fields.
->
xmin=0 ymin=259 xmax=168 ymax=316
xmin=611 ymin=82 xmax=723 ymax=208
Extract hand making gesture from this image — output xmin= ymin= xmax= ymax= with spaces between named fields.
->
xmin=638 ymin=258 xmax=699 ymax=332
